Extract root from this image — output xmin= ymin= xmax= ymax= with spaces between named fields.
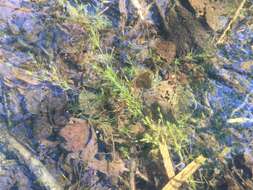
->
xmin=0 ymin=128 xmax=63 ymax=190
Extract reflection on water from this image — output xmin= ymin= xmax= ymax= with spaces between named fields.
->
xmin=210 ymin=11 xmax=253 ymax=128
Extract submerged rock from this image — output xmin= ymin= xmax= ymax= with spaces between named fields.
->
xmin=188 ymin=0 xmax=239 ymax=31
xmin=163 ymin=2 xmax=211 ymax=54
xmin=144 ymin=80 xmax=196 ymax=120
xmin=0 ymin=149 xmax=35 ymax=190
xmin=150 ymin=39 xmax=176 ymax=64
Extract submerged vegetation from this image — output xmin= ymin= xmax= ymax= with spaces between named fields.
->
xmin=0 ymin=0 xmax=253 ymax=189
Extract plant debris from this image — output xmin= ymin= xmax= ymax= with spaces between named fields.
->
xmin=0 ymin=0 xmax=252 ymax=189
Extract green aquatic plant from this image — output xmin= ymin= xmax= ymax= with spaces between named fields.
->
xmin=101 ymin=65 xmax=142 ymax=117
xmin=141 ymin=111 xmax=189 ymax=162
xmin=55 ymin=4 xmax=210 ymax=182
xmin=97 ymin=63 xmax=191 ymax=161
xmin=74 ymin=48 xmax=209 ymax=189
xmin=62 ymin=1 xmax=111 ymax=51
xmin=184 ymin=51 xmax=211 ymax=63
xmin=49 ymin=65 xmax=70 ymax=89
xmin=39 ymin=65 xmax=69 ymax=89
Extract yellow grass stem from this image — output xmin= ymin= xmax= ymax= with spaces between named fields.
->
xmin=159 ymin=136 xmax=175 ymax=179
xmin=162 ymin=155 xmax=206 ymax=190
xmin=216 ymin=0 xmax=247 ymax=44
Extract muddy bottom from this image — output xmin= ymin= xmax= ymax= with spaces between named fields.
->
xmin=0 ymin=0 xmax=253 ymax=190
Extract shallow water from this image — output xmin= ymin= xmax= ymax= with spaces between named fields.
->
xmin=209 ymin=14 xmax=253 ymax=129
xmin=0 ymin=1 xmax=69 ymax=189
xmin=0 ymin=0 xmax=253 ymax=189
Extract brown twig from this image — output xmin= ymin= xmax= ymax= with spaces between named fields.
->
xmin=130 ymin=147 xmax=137 ymax=190
xmin=0 ymin=128 xmax=63 ymax=190
xmin=0 ymin=2 xmax=32 ymax=13
xmin=130 ymin=158 xmax=137 ymax=190
xmin=119 ymin=0 xmax=127 ymax=34
xmin=136 ymin=169 xmax=150 ymax=183
xmin=216 ymin=0 xmax=247 ymax=44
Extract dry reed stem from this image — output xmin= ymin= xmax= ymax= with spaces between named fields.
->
xmin=130 ymin=0 xmax=152 ymax=21
xmin=162 ymin=155 xmax=206 ymax=190
xmin=227 ymin=117 xmax=253 ymax=124
xmin=216 ymin=0 xmax=247 ymax=44
xmin=159 ymin=136 xmax=175 ymax=179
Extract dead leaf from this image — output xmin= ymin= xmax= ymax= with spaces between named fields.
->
xmin=60 ymin=118 xmax=127 ymax=176
xmin=88 ymin=158 xmax=127 ymax=177
xmin=59 ymin=118 xmax=98 ymax=161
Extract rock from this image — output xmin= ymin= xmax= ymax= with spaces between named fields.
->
xmin=144 ymin=80 xmax=196 ymax=120
xmin=0 ymin=151 xmax=32 ymax=190
xmin=163 ymin=2 xmax=211 ymax=54
xmin=188 ymin=0 xmax=239 ymax=31
xmin=23 ymin=84 xmax=68 ymax=140
xmin=7 ymin=20 xmax=20 ymax=35
xmin=0 ymin=72 xmax=68 ymax=142
xmin=0 ymin=63 xmax=40 ymax=86
xmin=150 ymin=39 xmax=176 ymax=64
